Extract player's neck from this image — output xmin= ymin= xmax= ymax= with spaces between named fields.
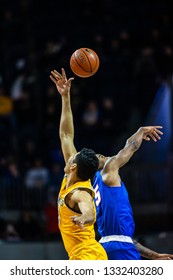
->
xmin=65 ymin=173 xmax=81 ymax=188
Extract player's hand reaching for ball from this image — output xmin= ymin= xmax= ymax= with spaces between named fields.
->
xmin=50 ymin=68 xmax=74 ymax=96
xmin=141 ymin=126 xmax=163 ymax=142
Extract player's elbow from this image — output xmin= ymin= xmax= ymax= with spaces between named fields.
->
xmin=59 ymin=130 xmax=66 ymax=139
xmin=126 ymin=140 xmax=139 ymax=152
xmin=131 ymin=140 xmax=140 ymax=151
xmin=59 ymin=132 xmax=73 ymax=142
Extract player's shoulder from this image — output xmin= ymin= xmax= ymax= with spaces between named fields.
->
xmin=70 ymin=186 xmax=95 ymax=200
xmin=102 ymin=156 xmax=119 ymax=173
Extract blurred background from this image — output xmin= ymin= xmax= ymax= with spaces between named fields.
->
xmin=0 ymin=0 xmax=173 ymax=259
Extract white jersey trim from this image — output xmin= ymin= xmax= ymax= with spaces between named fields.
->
xmin=99 ymin=235 xmax=133 ymax=243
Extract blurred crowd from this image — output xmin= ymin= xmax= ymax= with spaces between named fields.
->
xmin=0 ymin=0 xmax=173 ymax=241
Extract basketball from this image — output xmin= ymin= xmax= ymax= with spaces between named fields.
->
xmin=70 ymin=48 xmax=100 ymax=78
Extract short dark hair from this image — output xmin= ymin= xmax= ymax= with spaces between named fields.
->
xmin=74 ymin=147 xmax=99 ymax=181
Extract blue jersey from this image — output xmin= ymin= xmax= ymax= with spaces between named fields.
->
xmin=93 ymin=170 xmax=141 ymax=260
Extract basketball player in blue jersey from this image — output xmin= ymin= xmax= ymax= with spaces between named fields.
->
xmin=93 ymin=126 xmax=168 ymax=260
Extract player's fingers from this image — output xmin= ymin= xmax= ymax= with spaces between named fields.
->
xmin=153 ymin=132 xmax=161 ymax=140
xmin=143 ymin=136 xmax=150 ymax=141
xmin=150 ymin=134 xmax=157 ymax=142
xmin=71 ymin=217 xmax=85 ymax=228
xmin=53 ymin=70 xmax=63 ymax=79
xmin=169 ymin=255 xmax=173 ymax=259
xmin=61 ymin=68 xmax=67 ymax=80
xmin=153 ymin=126 xmax=163 ymax=129
xmin=76 ymin=220 xmax=86 ymax=231
xmin=150 ymin=130 xmax=161 ymax=139
xmin=67 ymin=78 xmax=74 ymax=85
xmin=50 ymin=71 xmax=60 ymax=80
xmin=154 ymin=128 xmax=163 ymax=135
xmin=70 ymin=216 xmax=79 ymax=223
xmin=79 ymin=223 xmax=86 ymax=231
xmin=65 ymin=78 xmax=74 ymax=88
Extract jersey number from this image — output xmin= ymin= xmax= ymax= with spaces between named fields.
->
xmin=95 ymin=184 xmax=101 ymax=206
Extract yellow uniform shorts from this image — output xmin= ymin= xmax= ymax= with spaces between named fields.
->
xmin=69 ymin=239 xmax=108 ymax=260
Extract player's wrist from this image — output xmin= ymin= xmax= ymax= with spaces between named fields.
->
xmin=150 ymin=252 xmax=158 ymax=260
xmin=81 ymin=213 xmax=94 ymax=224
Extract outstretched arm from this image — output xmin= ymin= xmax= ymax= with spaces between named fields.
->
xmin=133 ymin=239 xmax=173 ymax=260
xmin=50 ymin=69 xmax=76 ymax=163
xmin=116 ymin=126 xmax=163 ymax=167
xmin=103 ymin=126 xmax=163 ymax=176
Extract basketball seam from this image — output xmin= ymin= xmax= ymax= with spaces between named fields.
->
xmin=74 ymin=51 xmax=91 ymax=73
xmin=84 ymin=48 xmax=99 ymax=72
xmin=81 ymin=49 xmax=93 ymax=73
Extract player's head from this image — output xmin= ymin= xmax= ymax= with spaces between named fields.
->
xmin=65 ymin=148 xmax=99 ymax=181
xmin=96 ymin=154 xmax=109 ymax=170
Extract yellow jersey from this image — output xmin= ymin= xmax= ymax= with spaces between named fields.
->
xmin=58 ymin=176 xmax=108 ymax=260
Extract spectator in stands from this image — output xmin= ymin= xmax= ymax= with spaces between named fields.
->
xmin=0 ymin=154 xmax=21 ymax=190
xmin=25 ymin=158 xmax=49 ymax=188
xmin=80 ymin=99 xmax=101 ymax=150
xmin=0 ymin=87 xmax=13 ymax=117
xmin=82 ymin=100 xmax=100 ymax=128
xmin=0 ymin=86 xmax=14 ymax=131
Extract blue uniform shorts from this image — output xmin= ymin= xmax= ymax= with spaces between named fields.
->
xmin=101 ymin=241 xmax=141 ymax=260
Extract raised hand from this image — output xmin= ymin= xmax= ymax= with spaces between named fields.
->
xmin=142 ymin=126 xmax=163 ymax=142
xmin=50 ymin=68 xmax=74 ymax=96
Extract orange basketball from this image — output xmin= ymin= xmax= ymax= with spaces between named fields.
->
xmin=70 ymin=48 xmax=100 ymax=78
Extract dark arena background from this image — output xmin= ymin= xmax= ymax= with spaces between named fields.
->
xmin=0 ymin=0 xmax=173 ymax=259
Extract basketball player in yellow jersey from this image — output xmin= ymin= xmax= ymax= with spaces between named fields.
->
xmin=50 ymin=68 xmax=108 ymax=260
